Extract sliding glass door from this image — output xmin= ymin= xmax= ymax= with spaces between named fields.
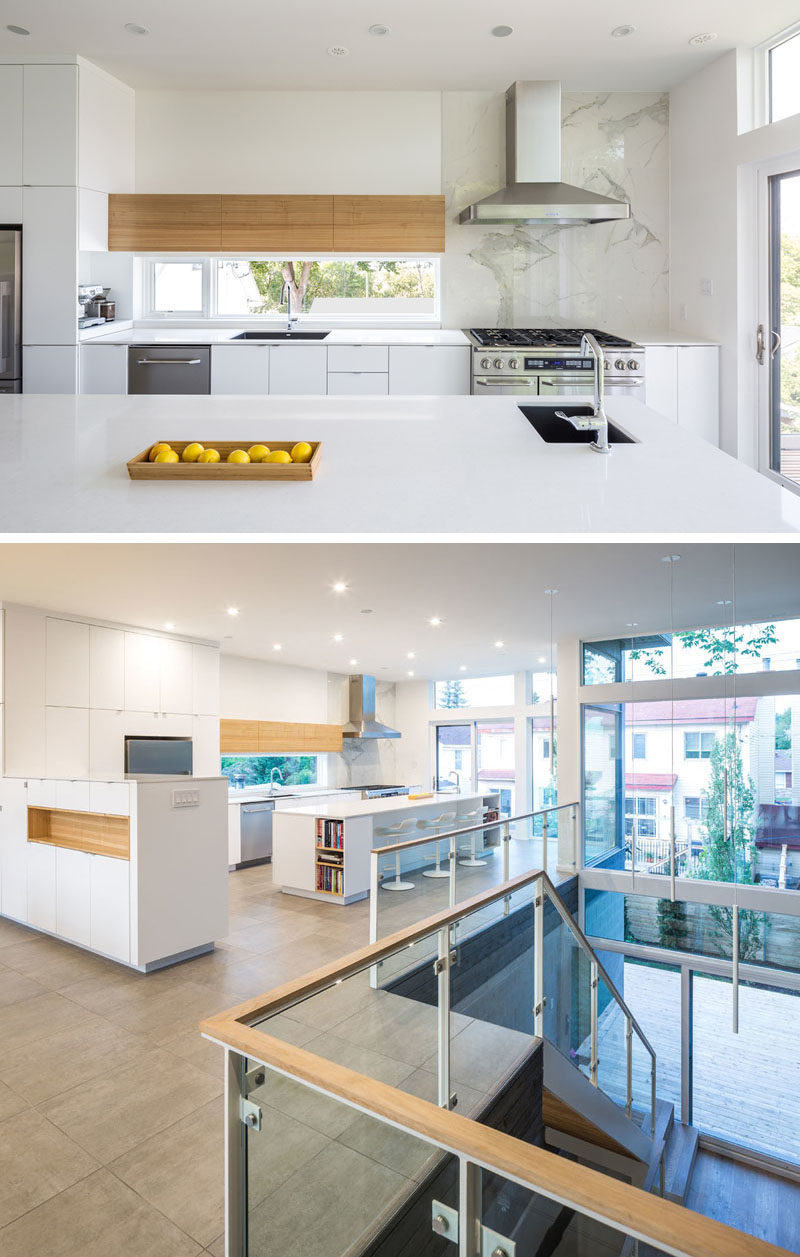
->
xmin=769 ymin=168 xmax=800 ymax=487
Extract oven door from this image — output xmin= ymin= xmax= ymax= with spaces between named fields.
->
xmin=472 ymin=375 xmax=539 ymax=396
xmin=538 ymin=372 xmax=595 ymax=397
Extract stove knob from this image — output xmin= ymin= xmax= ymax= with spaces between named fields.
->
xmin=615 ymin=359 xmax=626 ymax=371
xmin=493 ymin=358 xmax=504 ymax=370
xmin=603 ymin=360 xmax=611 ymax=371
xmin=508 ymin=357 xmax=519 ymax=369
xmin=628 ymin=359 xmax=640 ymax=371
xmin=480 ymin=357 xmax=492 ymax=369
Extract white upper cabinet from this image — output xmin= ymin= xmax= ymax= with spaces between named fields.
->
xmin=23 ymin=65 xmax=78 ymax=186
xmin=388 ymin=345 xmax=471 ymax=395
xmin=22 ymin=187 xmax=78 ymax=345
xmin=192 ymin=644 xmax=220 ymax=716
xmin=89 ymin=626 xmax=125 ymax=710
xmin=46 ymin=618 xmax=90 ymax=708
xmin=159 ymin=638 xmax=193 ymax=715
xmin=211 ymin=343 xmax=269 ymax=394
xmin=268 ymin=344 xmax=327 ymax=395
xmin=124 ymin=632 xmax=162 ymax=712
xmin=0 ymin=67 xmax=23 ymax=185
xmin=45 ymin=706 xmax=90 ymax=778
xmin=89 ymin=708 xmax=126 ymax=778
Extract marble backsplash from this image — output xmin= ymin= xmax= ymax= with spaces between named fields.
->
xmin=440 ymin=91 xmax=669 ymax=331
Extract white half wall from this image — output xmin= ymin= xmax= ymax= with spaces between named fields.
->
xmin=134 ymin=91 xmax=442 ymax=194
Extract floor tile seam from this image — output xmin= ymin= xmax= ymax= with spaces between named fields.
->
xmin=0 ymin=1128 xmax=101 ymax=1227
xmin=103 ymin=1155 xmax=222 ymax=1249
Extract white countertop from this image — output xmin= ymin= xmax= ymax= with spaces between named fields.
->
xmin=82 ymin=326 xmax=470 ymax=347
xmin=227 ymin=786 xmax=363 ymax=805
xmin=610 ymin=328 xmax=721 ymax=347
xmin=1 ymin=393 xmax=799 ymax=535
xmin=276 ymin=790 xmax=485 ymax=820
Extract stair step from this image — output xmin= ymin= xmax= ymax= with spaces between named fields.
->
xmin=663 ymin=1122 xmax=699 ymax=1204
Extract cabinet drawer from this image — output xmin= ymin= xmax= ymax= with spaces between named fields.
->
xmin=327 ymin=345 xmax=388 ymax=373
xmin=327 ymin=372 xmax=389 ymax=396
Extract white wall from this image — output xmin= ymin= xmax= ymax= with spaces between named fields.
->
xmin=77 ymin=59 xmax=135 ymax=194
xmin=134 ymin=90 xmax=442 ymax=194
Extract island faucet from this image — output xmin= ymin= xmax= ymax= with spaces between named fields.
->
xmin=269 ymin=766 xmax=285 ymax=793
xmin=280 ymin=281 xmax=298 ymax=333
xmin=448 ymin=770 xmax=461 ymax=794
xmin=554 ymin=332 xmax=610 ymax=454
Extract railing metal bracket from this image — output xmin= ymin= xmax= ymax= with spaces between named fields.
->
xmin=481 ymin=1225 xmax=516 ymax=1257
xmin=434 ymin=949 xmax=458 ymax=975
xmin=533 ymin=998 xmax=547 ymax=1017
xmin=244 ymin=1065 xmax=266 ymax=1096
xmin=431 ymin=1200 xmax=458 ymax=1243
xmin=240 ymin=1097 xmax=262 ymax=1132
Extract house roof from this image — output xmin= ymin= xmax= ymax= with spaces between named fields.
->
xmin=625 ymin=773 xmax=678 ymax=791
xmin=626 ymin=698 xmax=758 ymax=725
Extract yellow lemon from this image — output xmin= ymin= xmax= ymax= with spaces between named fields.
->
xmin=197 ymin=448 xmax=221 ymax=464
xmin=290 ymin=441 xmax=313 ymax=463
xmin=227 ymin=449 xmax=250 ymax=464
xmin=181 ymin=442 xmax=205 ymax=463
xmin=148 ymin=442 xmax=173 ymax=462
xmin=247 ymin=444 xmax=270 ymax=461
xmin=263 ymin=449 xmax=292 ymax=464
xmin=154 ymin=449 xmax=180 ymax=464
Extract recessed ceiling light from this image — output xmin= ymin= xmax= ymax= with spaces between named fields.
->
xmin=124 ymin=22 xmax=149 ymax=35
xmin=661 ymin=554 xmax=681 ymax=564
xmin=407 ymin=670 xmax=415 ymax=677
xmin=368 ymin=23 xmax=390 ymax=36
xmin=328 ymin=45 xmax=349 ymax=57
xmin=164 ymin=622 xmax=176 ymax=631
xmin=332 ymin=581 xmax=348 ymax=593
xmin=226 ymin=607 xmax=240 ymax=617
xmin=491 ymin=25 xmax=514 ymax=37
xmin=333 ymin=633 xmax=343 ymax=642
xmin=6 ymin=24 xmax=30 ymax=36
xmin=624 ymin=622 xmax=638 ymax=628
xmin=459 ymin=665 xmax=467 ymax=672
xmin=689 ymin=32 xmax=717 ymax=46
xmin=349 ymin=658 xmax=358 ymax=666
xmin=494 ymin=640 xmax=505 ymax=649
xmin=273 ymin=643 xmax=282 ymax=651
xmin=537 ymin=655 xmax=547 ymax=664
xmin=361 ymin=608 xmax=373 ymax=615
xmin=407 ymin=651 xmax=416 ymax=659
xmin=429 ymin=616 xmax=442 ymax=627
xmin=716 ymin=599 xmax=733 ymax=607
xmin=611 ymin=24 xmax=636 ymax=38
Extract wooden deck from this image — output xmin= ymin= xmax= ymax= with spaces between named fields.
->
xmin=581 ymin=962 xmax=800 ymax=1166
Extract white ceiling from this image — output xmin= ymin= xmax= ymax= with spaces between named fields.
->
xmin=0 ymin=543 xmax=797 ymax=681
xmin=0 ymin=0 xmax=794 ymax=91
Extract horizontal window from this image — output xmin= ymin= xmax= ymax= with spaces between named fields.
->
xmin=221 ymin=754 xmax=321 ymax=788
xmin=684 ymin=731 xmax=716 ymax=760
xmin=625 ymin=796 xmax=656 ymax=816
xmin=434 ymin=675 xmax=515 ymax=709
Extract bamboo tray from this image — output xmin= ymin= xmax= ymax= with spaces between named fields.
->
xmin=127 ymin=440 xmax=321 ymax=481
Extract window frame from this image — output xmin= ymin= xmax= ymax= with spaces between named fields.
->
xmin=754 ymin=21 xmax=800 ymax=128
xmin=220 ymin=752 xmax=326 ymax=789
xmin=684 ymin=731 xmax=715 ymax=760
xmin=632 ymin=732 xmax=647 ymax=760
xmin=138 ymin=254 xmax=442 ymax=326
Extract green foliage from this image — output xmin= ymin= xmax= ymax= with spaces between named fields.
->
xmin=244 ymin=258 xmax=433 ymax=314
xmin=780 ymin=349 xmax=800 ymax=431
xmin=688 ymin=732 xmax=762 ymax=959
xmin=776 ymin=707 xmax=792 ymax=751
xmin=438 ymin=679 xmax=467 ymax=709
xmin=630 ymin=623 xmax=778 ymax=677
xmin=221 ymin=754 xmax=318 ymax=786
xmin=780 ymin=233 xmax=800 ymax=326
xmin=656 ymin=898 xmax=688 ymax=950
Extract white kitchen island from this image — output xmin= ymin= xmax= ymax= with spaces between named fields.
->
xmin=1 ymin=393 xmax=799 ymax=534
xmin=273 ymin=791 xmax=497 ymax=905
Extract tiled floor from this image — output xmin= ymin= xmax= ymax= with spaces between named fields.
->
xmin=0 ymin=863 xmax=375 ymax=1256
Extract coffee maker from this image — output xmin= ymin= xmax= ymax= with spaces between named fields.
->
xmin=77 ymin=285 xmax=106 ymax=329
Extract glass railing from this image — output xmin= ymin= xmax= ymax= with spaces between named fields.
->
xmin=200 ymin=874 xmax=788 ymax=1257
xmin=369 ymin=802 xmax=579 ymax=945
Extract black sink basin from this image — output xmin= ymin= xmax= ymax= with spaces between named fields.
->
xmin=231 ymin=330 xmax=331 ymax=341
xmin=520 ymin=404 xmax=636 ymax=445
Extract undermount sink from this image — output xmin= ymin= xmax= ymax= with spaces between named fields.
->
xmin=519 ymin=405 xmax=637 ymax=445
xmin=231 ymin=330 xmax=331 ymax=341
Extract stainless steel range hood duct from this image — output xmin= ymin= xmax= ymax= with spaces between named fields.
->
xmin=459 ymin=81 xmax=630 ymax=225
xmin=342 ymin=674 xmax=401 ymax=740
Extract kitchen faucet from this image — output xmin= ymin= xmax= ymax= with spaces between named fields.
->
xmin=448 ymin=770 xmax=461 ymax=794
xmin=554 ymin=332 xmax=610 ymax=454
xmin=269 ymin=766 xmax=284 ymax=793
xmin=280 ymin=281 xmax=298 ymax=333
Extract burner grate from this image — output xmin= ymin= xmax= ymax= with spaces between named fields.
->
xmin=469 ymin=327 xmax=635 ymax=350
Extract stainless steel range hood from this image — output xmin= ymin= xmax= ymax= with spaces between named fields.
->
xmin=459 ymin=81 xmax=630 ymax=226
xmin=342 ymin=674 xmax=401 ymax=740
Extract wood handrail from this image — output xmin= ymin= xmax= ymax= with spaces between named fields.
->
xmin=197 ymin=1019 xmax=793 ymax=1257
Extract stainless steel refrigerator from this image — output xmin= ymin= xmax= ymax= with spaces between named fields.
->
xmin=0 ymin=227 xmax=21 ymax=394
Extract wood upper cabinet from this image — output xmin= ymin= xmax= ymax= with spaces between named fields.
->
xmin=108 ymin=193 xmax=445 ymax=253
xmin=108 ymin=194 xmax=222 ymax=251
xmin=220 ymin=718 xmax=342 ymax=754
xmin=333 ymin=195 xmax=445 ymax=252
xmin=221 ymin=195 xmax=334 ymax=251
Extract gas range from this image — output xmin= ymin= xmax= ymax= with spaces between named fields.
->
xmin=465 ymin=327 xmax=645 ymax=398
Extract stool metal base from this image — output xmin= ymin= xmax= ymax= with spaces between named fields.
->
xmin=422 ymin=867 xmax=450 ymax=879
xmin=382 ymin=879 xmax=415 ymax=892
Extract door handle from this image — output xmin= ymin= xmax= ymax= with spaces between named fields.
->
xmin=770 ymin=329 xmax=782 ymax=360
xmin=756 ymin=325 xmax=765 ymax=365
xmin=136 ymin=358 xmax=202 ymax=366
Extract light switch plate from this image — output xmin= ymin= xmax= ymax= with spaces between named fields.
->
xmin=172 ymin=788 xmax=200 ymax=808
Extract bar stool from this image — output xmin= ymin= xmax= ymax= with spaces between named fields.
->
xmin=374 ymin=818 xmax=418 ymax=891
xmin=457 ymin=807 xmax=488 ymax=867
xmin=416 ymin=810 xmax=457 ymax=879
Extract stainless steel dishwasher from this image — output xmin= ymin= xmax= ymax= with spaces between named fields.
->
xmin=239 ymin=799 xmax=275 ymax=866
xmin=127 ymin=345 xmax=210 ymax=394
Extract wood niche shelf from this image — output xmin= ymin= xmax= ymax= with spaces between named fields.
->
xmin=27 ymin=807 xmax=130 ymax=861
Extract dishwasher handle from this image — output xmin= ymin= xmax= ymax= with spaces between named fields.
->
xmin=136 ymin=357 xmax=203 ymax=366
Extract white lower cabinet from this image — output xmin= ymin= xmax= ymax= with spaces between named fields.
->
xmin=80 ymin=344 xmax=128 ymax=394
xmin=90 ymin=854 xmax=130 ymax=963
xmin=23 ymin=346 xmax=79 ymax=394
xmin=388 ymin=345 xmax=470 ymax=395
xmin=644 ymin=344 xmax=720 ymax=445
xmin=268 ymin=344 xmax=327 ymax=395
xmin=0 ymin=779 xmax=29 ymax=921
xmin=327 ymin=372 xmax=388 ymax=396
xmin=56 ymin=847 xmax=91 ymax=946
xmin=211 ymin=343 xmax=269 ymax=394
xmin=27 ymin=841 xmax=57 ymax=932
